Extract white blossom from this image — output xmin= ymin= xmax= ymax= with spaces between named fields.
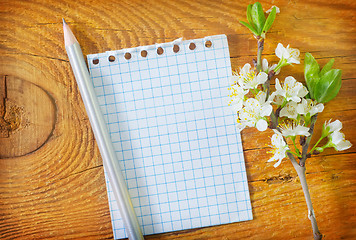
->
xmin=229 ymin=75 xmax=239 ymax=85
xmin=268 ymin=92 xmax=284 ymax=105
xmin=262 ymin=58 xmax=280 ymax=75
xmin=255 ymin=91 xmax=267 ymax=104
xmin=297 ymin=99 xmax=324 ymax=116
xmin=267 ymin=131 xmax=289 ymax=167
xmin=280 ymin=101 xmax=298 ymax=119
xmin=279 ymin=121 xmax=310 ymax=137
xmin=275 ymin=43 xmax=300 ymax=65
xmin=236 ymin=63 xmax=268 ymax=89
xmin=323 ymin=119 xmax=342 ymax=135
xmin=274 ymin=76 xmax=308 ymax=103
xmin=237 ymin=98 xmax=272 ymax=131
xmin=229 ymin=84 xmax=249 ymax=112
xmin=328 ymin=131 xmax=352 ymax=151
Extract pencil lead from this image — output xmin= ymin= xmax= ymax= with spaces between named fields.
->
xmin=63 ymin=18 xmax=78 ymax=46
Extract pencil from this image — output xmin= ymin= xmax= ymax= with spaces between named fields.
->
xmin=62 ymin=19 xmax=144 ymax=240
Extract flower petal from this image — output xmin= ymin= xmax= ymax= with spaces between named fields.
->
xmin=231 ymin=99 xmax=243 ymax=112
xmin=280 ymin=103 xmax=298 ymax=119
xmin=287 ymin=58 xmax=300 ymax=65
xmin=257 ymin=72 xmax=268 ymax=84
xmin=328 ymin=120 xmax=342 ymax=133
xmin=296 ymin=98 xmax=307 ymax=114
xmin=256 ymin=91 xmax=267 ymax=104
xmin=240 ymin=63 xmax=251 ymax=75
xmin=330 ymin=131 xmax=344 ymax=145
xmin=275 ymin=43 xmax=284 ymax=59
xmin=256 ymin=119 xmax=268 ymax=131
xmin=262 ymin=58 xmax=268 ymax=72
xmin=273 ymin=158 xmax=283 ymax=168
xmin=285 ymin=76 xmax=297 ymax=86
xmin=244 ymin=98 xmax=259 ymax=109
xmin=261 ymin=104 xmax=273 ymax=116
xmin=289 ymin=96 xmax=301 ymax=103
xmin=298 ymin=86 xmax=309 ymax=98
xmin=310 ymin=103 xmax=324 ymax=116
xmin=275 ymin=78 xmax=282 ymax=92
xmin=229 ymin=75 xmax=238 ymax=85
xmin=335 ymin=140 xmax=352 ymax=151
xmin=295 ymin=126 xmax=311 ymax=136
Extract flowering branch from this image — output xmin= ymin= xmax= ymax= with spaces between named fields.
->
xmin=234 ymin=2 xmax=352 ymax=239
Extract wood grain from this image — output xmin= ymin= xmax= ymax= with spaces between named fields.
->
xmin=0 ymin=0 xmax=355 ymax=239
xmin=0 ymin=76 xmax=56 ymax=158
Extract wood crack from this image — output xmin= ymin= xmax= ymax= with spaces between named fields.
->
xmin=87 ymin=27 xmax=134 ymax=32
xmin=5 ymin=52 xmax=68 ymax=62
xmin=57 ymin=164 xmax=104 ymax=182
xmin=0 ymin=75 xmax=10 ymax=138
xmin=248 ymin=173 xmax=297 ymax=184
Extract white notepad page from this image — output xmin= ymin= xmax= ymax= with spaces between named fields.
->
xmin=87 ymin=34 xmax=252 ymax=239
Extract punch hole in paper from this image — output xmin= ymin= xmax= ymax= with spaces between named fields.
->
xmin=108 ymin=55 xmax=116 ymax=62
xmin=141 ymin=50 xmax=148 ymax=58
xmin=189 ymin=42 xmax=196 ymax=50
xmin=205 ymin=40 xmax=212 ymax=48
xmin=157 ymin=47 xmax=164 ymax=55
xmin=93 ymin=58 xmax=99 ymax=65
xmin=124 ymin=52 xmax=132 ymax=60
xmin=173 ymin=44 xmax=180 ymax=53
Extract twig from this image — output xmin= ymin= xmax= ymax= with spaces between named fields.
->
xmin=269 ymin=106 xmax=281 ymax=130
xmin=256 ymin=37 xmax=264 ymax=72
xmin=265 ymin=70 xmax=275 ymax=97
xmin=287 ymin=152 xmax=322 ymax=240
xmin=300 ymin=114 xmax=318 ymax=167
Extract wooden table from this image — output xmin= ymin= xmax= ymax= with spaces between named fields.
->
xmin=1 ymin=0 xmax=355 ymax=239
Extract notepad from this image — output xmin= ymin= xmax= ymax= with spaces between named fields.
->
xmin=87 ymin=34 xmax=252 ymax=239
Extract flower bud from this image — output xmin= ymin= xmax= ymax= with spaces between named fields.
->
xmin=240 ymin=2 xmax=277 ymax=38
xmin=315 ymin=147 xmax=324 ymax=153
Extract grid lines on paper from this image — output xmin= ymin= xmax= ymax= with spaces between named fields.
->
xmin=87 ymin=34 xmax=252 ymax=239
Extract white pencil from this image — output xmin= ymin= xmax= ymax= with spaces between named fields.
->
xmin=62 ymin=19 xmax=144 ymax=240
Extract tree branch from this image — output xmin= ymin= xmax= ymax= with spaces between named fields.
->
xmin=256 ymin=37 xmax=264 ymax=72
xmin=300 ymin=114 xmax=318 ymax=167
xmin=287 ymin=152 xmax=322 ymax=240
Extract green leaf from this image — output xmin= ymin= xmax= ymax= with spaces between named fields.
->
xmin=314 ymin=69 xmax=342 ymax=103
xmin=239 ymin=20 xmax=259 ymax=36
xmin=262 ymin=6 xmax=277 ymax=36
xmin=251 ymin=2 xmax=266 ymax=35
xmin=320 ymin=58 xmax=335 ymax=76
xmin=247 ymin=4 xmax=255 ymax=28
xmin=304 ymin=52 xmax=320 ymax=99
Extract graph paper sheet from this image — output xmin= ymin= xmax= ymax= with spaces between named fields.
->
xmin=87 ymin=34 xmax=252 ymax=239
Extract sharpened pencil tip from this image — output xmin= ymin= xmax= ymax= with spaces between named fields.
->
xmin=63 ymin=18 xmax=78 ymax=47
